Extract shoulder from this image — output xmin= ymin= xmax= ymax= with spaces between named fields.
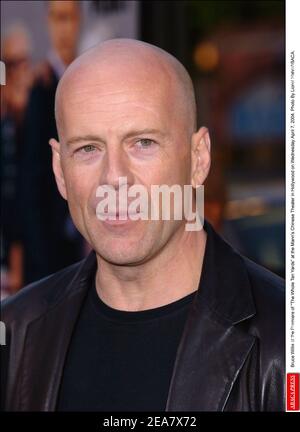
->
xmin=230 ymin=256 xmax=285 ymax=410
xmin=27 ymin=62 xmax=57 ymax=106
xmin=33 ymin=61 xmax=56 ymax=89
xmin=243 ymin=256 xmax=285 ymax=325
xmin=241 ymin=256 xmax=285 ymax=390
xmin=1 ymin=259 xmax=84 ymax=327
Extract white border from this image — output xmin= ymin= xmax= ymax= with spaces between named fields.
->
xmin=286 ymin=0 xmax=300 ymax=412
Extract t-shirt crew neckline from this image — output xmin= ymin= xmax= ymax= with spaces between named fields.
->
xmin=90 ymin=277 xmax=198 ymax=324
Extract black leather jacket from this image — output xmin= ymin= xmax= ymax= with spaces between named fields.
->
xmin=1 ymin=221 xmax=285 ymax=411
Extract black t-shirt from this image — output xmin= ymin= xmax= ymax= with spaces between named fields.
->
xmin=56 ymin=278 xmax=196 ymax=411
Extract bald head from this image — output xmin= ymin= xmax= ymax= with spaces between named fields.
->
xmin=55 ymin=38 xmax=197 ymax=139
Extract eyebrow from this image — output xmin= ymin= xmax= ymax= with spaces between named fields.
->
xmin=65 ymin=128 xmax=167 ymax=146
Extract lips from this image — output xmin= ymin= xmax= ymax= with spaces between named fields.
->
xmin=96 ymin=210 xmax=142 ymax=221
xmin=96 ymin=211 xmax=143 ymax=230
xmin=103 ymin=213 xmax=129 ymax=220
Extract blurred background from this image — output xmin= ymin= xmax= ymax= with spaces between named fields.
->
xmin=1 ymin=0 xmax=285 ymax=299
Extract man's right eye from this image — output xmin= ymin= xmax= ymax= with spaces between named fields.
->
xmin=79 ymin=145 xmax=96 ymax=153
xmin=73 ymin=144 xmax=99 ymax=160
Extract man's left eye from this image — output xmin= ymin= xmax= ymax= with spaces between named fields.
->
xmin=81 ymin=144 xmax=96 ymax=153
xmin=136 ymin=138 xmax=155 ymax=149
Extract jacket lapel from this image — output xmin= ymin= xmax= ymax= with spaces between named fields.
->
xmin=18 ymin=252 xmax=97 ymax=411
xmin=165 ymin=299 xmax=256 ymax=411
xmin=165 ymin=221 xmax=256 ymax=411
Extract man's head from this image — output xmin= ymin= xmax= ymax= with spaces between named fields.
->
xmin=47 ymin=0 xmax=81 ymax=65
xmin=50 ymin=38 xmax=211 ymax=266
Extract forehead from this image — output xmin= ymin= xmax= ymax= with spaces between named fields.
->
xmin=58 ymin=63 xmax=178 ymax=138
xmin=49 ymin=0 xmax=78 ymax=14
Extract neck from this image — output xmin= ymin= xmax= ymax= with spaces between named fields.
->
xmin=95 ymin=226 xmax=207 ymax=311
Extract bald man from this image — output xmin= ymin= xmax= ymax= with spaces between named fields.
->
xmin=1 ymin=39 xmax=284 ymax=412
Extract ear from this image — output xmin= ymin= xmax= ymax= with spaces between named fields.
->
xmin=49 ymin=138 xmax=67 ymax=200
xmin=190 ymin=126 xmax=211 ymax=188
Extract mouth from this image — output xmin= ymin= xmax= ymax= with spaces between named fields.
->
xmin=96 ymin=211 xmax=142 ymax=226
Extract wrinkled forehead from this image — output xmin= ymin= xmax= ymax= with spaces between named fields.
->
xmin=56 ymin=55 xmax=181 ymax=138
xmin=55 ymin=38 xmax=198 ymax=142
xmin=62 ymin=58 xmax=174 ymax=101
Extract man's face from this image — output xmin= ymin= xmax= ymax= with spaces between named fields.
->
xmin=56 ymin=59 xmax=193 ymax=266
xmin=48 ymin=0 xmax=80 ymax=64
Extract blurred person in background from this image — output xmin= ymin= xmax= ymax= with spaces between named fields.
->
xmin=204 ymin=149 xmax=227 ymax=232
xmin=1 ymin=24 xmax=34 ymax=297
xmin=204 ymin=150 xmax=243 ymax=251
xmin=20 ymin=0 xmax=84 ymax=285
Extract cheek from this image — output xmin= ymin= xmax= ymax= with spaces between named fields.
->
xmin=149 ymin=154 xmax=190 ymax=187
xmin=173 ymin=151 xmax=191 ymax=185
xmin=63 ymin=165 xmax=97 ymax=212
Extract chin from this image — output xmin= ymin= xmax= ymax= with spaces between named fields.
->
xmin=86 ymin=218 xmax=161 ymax=266
xmin=97 ymin=246 xmax=148 ymax=266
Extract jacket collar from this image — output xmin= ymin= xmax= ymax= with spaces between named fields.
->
xmin=165 ymin=220 xmax=256 ymax=411
xmin=195 ymin=219 xmax=255 ymax=325
xmin=15 ymin=253 xmax=97 ymax=411
xmin=18 ymin=220 xmax=256 ymax=411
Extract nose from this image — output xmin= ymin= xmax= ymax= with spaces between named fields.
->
xmin=100 ymin=143 xmax=134 ymax=190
